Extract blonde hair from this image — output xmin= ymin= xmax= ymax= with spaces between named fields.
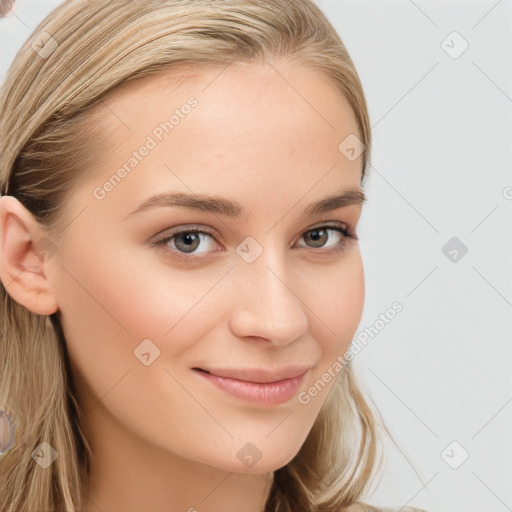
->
xmin=0 ymin=1 xmax=426 ymax=511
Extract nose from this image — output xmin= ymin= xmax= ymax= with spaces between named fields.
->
xmin=228 ymin=248 xmax=309 ymax=346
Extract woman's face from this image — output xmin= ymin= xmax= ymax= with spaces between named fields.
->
xmin=48 ymin=61 xmax=365 ymax=474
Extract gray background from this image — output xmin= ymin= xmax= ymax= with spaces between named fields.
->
xmin=1 ymin=1 xmax=511 ymax=511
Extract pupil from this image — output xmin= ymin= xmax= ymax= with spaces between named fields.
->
xmin=176 ymin=232 xmax=199 ymax=252
xmin=308 ymin=229 xmax=326 ymax=247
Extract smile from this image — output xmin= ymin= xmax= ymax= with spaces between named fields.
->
xmin=192 ymin=366 xmax=310 ymax=406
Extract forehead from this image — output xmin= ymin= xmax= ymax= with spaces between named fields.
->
xmin=95 ymin=60 xmax=360 ymax=146
xmin=69 ymin=61 xmax=363 ymax=222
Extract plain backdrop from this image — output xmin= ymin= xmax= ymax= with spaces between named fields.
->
xmin=1 ymin=1 xmax=511 ymax=511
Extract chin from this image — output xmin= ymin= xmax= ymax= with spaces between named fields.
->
xmin=193 ymin=439 xmax=304 ymax=475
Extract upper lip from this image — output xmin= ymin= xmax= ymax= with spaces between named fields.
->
xmin=192 ymin=365 xmax=311 ymax=383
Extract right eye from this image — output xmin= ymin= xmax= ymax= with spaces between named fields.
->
xmin=151 ymin=226 xmax=222 ymax=260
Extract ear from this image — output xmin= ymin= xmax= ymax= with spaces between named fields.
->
xmin=0 ymin=195 xmax=59 ymax=315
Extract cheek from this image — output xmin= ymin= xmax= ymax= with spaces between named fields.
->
xmin=294 ymin=252 xmax=363 ymax=413
xmin=331 ymin=259 xmax=364 ymax=338
xmin=306 ymin=249 xmax=365 ymax=355
xmin=60 ymin=235 xmax=223 ymax=332
xmin=53 ymin=241 xmax=222 ymax=410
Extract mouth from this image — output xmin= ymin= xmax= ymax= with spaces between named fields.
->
xmin=191 ymin=365 xmax=310 ymax=406
xmin=192 ymin=365 xmax=311 ymax=383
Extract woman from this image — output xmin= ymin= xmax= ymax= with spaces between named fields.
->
xmin=0 ymin=1 xmax=428 ymax=511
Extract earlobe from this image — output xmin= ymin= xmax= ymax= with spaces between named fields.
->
xmin=0 ymin=195 xmax=59 ymax=316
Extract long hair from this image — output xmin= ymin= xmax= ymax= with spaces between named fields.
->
xmin=0 ymin=1 xmax=425 ymax=511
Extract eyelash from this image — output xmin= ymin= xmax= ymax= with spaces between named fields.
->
xmin=151 ymin=223 xmax=358 ymax=262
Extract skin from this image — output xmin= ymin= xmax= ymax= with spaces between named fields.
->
xmin=0 ymin=61 xmax=365 ymax=512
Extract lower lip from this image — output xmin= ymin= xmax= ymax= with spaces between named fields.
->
xmin=193 ymin=369 xmax=306 ymax=406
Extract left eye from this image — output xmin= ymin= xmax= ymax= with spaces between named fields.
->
xmin=297 ymin=226 xmax=348 ymax=249
xmin=152 ymin=224 xmax=356 ymax=260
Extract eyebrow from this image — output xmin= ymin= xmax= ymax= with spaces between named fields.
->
xmin=123 ymin=189 xmax=366 ymax=219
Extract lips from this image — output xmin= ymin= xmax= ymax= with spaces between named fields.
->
xmin=191 ymin=365 xmax=311 ymax=406
xmin=192 ymin=365 xmax=311 ymax=384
